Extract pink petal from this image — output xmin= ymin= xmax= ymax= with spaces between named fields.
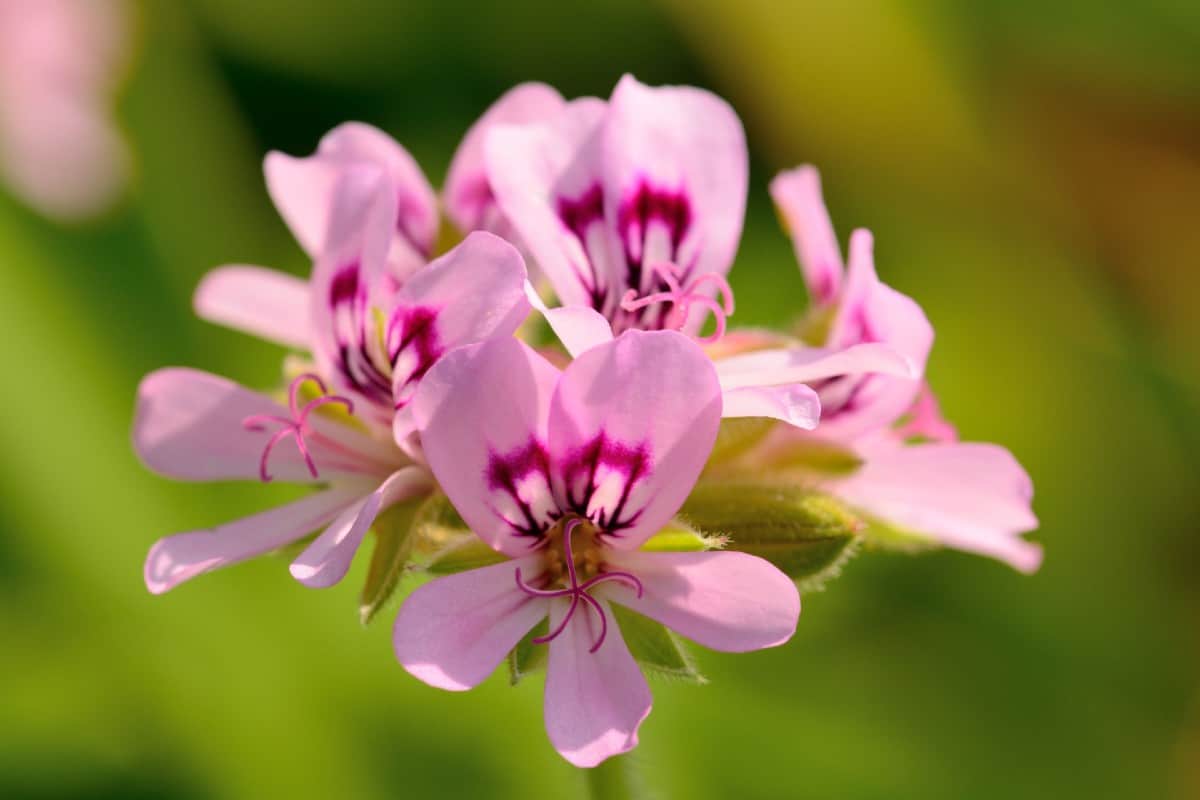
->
xmin=393 ymin=555 xmax=549 ymax=691
xmin=412 ymin=337 xmax=562 ymax=557
xmin=444 ymin=82 xmax=566 ymax=234
xmin=144 ymin=485 xmax=367 ymax=594
xmin=525 ymin=281 xmax=613 ymax=358
xmin=132 ymin=368 xmax=392 ymax=484
xmin=486 ymin=97 xmax=615 ymax=310
xmin=263 ymin=150 xmax=344 ymax=258
xmin=818 ymin=229 xmax=933 ymax=439
xmin=722 ymin=383 xmax=821 ymax=429
xmin=603 ymin=550 xmax=800 ymax=651
xmin=770 ymin=166 xmax=844 ymax=305
xmin=193 ymin=264 xmax=310 ymax=350
xmin=831 ymin=439 xmax=1042 ymax=573
xmin=290 ymin=466 xmax=433 ymax=588
xmin=548 ymin=330 xmax=721 ymax=549
xmin=544 ymin=596 xmax=651 ymax=767
xmin=714 ymin=342 xmax=915 ymax=392
xmin=602 ymin=74 xmax=747 ymax=306
xmin=389 ymin=231 xmax=532 ymax=436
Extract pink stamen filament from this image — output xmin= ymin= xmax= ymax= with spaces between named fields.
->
xmin=619 ymin=261 xmax=735 ymax=343
xmin=514 ymin=518 xmax=644 ymax=653
xmin=242 ymin=373 xmax=354 ymax=482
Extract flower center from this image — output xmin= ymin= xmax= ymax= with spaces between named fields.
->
xmin=514 ymin=518 xmax=644 ymax=653
xmin=619 ymin=260 xmax=734 ymax=343
xmin=242 ymin=373 xmax=354 ymax=482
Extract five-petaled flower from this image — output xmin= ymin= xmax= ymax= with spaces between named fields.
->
xmin=393 ymin=331 xmax=800 ymax=767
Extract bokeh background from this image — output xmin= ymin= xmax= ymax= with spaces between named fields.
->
xmin=2 ymin=1 xmax=1198 ymax=798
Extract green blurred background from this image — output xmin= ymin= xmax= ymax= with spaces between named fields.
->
xmin=2 ymin=1 xmax=1198 ymax=798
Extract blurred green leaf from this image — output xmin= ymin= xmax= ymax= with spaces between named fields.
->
xmin=507 ymin=620 xmax=549 ymax=686
xmin=358 ymin=497 xmax=425 ymax=625
xmin=680 ymin=483 xmax=862 ymax=586
xmin=612 ymin=605 xmax=706 ymax=684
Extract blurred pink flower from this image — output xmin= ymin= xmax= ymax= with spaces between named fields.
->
xmin=393 ymin=331 xmax=799 ymax=767
xmin=767 ymin=166 xmax=1041 ymax=572
xmin=0 ymin=0 xmax=132 ymax=221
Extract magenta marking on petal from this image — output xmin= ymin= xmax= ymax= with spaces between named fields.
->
xmin=241 ymin=373 xmax=354 ymax=482
xmin=555 ymin=184 xmax=608 ymax=310
xmin=559 ymin=432 xmax=651 ymax=536
xmin=619 ymin=261 xmax=734 ymax=343
xmin=486 ymin=439 xmax=556 ymax=540
xmin=616 ymin=180 xmax=693 ymax=291
xmin=514 ymin=518 xmax=645 ymax=653
xmin=388 ymin=305 xmax=443 ymax=408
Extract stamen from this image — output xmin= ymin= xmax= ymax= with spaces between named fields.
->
xmin=514 ymin=518 xmax=645 ymax=653
xmin=619 ymin=261 xmax=735 ymax=343
xmin=242 ymin=373 xmax=354 ymax=482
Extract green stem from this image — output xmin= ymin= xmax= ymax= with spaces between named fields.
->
xmin=584 ymin=754 xmax=644 ymax=800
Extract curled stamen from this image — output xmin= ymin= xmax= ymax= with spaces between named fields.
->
xmin=619 ymin=261 xmax=735 ymax=343
xmin=513 ymin=518 xmax=643 ymax=653
xmin=242 ymin=373 xmax=354 ymax=482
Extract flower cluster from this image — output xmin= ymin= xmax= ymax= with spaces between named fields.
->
xmin=134 ymin=75 xmax=1040 ymax=767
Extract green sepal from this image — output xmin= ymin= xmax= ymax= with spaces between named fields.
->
xmin=407 ymin=491 xmax=471 ymax=556
xmin=759 ymin=439 xmax=864 ymax=477
xmin=858 ymin=513 xmax=939 ymax=553
xmin=358 ymin=496 xmax=424 ymax=625
xmin=640 ymin=519 xmax=726 ymax=552
xmin=423 ymin=534 xmax=509 ymax=575
xmin=679 ymin=482 xmax=863 ymax=587
xmin=507 ymin=620 xmax=549 ymax=686
xmin=706 ymin=417 xmax=777 ymax=467
xmin=611 ymin=604 xmax=706 ymax=684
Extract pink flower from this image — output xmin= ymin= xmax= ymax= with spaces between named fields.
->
xmin=487 ymin=74 xmax=917 ymax=434
xmin=764 ymin=166 xmax=1041 ymax=572
xmin=136 ymin=218 xmax=533 ymax=591
xmin=393 ymin=331 xmax=800 ymax=767
xmin=194 ymin=84 xmax=563 ymax=425
xmin=0 ymin=0 xmax=132 ymax=221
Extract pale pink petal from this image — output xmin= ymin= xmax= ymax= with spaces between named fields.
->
xmin=263 ymin=150 xmax=344 ymax=258
xmin=393 ymin=555 xmax=549 ymax=690
xmin=525 ymin=282 xmax=613 ymax=358
xmin=444 ymin=82 xmax=566 ymax=234
xmin=770 ymin=166 xmax=844 ymax=304
xmin=895 ymin=382 xmax=959 ymax=443
xmin=389 ymin=231 xmax=532 ymax=436
xmin=721 ymin=384 xmax=821 ymax=429
xmin=290 ymin=466 xmax=433 ymax=588
xmin=818 ymin=229 xmax=933 ymax=439
xmin=548 ymin=330 xmax=721 ymax=549
xmin=830 ymin=439 xmax=1042 ymax=573
xmin=132 ymin=368 xmax=392 ymax=484
xmin=144 ymin=485 xmax=367 ymax=594
xmin=319 ymin=122 xmax=439 ymax=258
xmin=486 ymin=97 xmax=616 ymax=310
xmin=603 ymin=550 xmax=800 ymax=651
xmin=715 ymin=342 xmax=915 ymax=392
xmin=544 ymin=597 xmax=651 ymax=767
xmin=412 ymin=337 xmax=562 ymax=557
xmin=193 ymin=265 xmax=310 ymax=349
xmin=602 ymin=75 xmax=747 ymax=304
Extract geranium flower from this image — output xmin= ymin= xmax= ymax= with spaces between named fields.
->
xmin=756 ymin=166 xmax=1041 ymax=572
xmin=393 ymin=331 xmax=800 ymax=767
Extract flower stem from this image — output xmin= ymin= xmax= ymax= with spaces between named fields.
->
xmin=584 ymin=754 xmax=644 ymax=800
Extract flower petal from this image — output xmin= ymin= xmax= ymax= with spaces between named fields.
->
xmin=132 ymin=368 xmax=393 ymax=484
xmin=144 ymin=485 xmax=367 ymax=594
xmin=263 ymin=150 xmax=344 ymax=258
xmin=525 ymin=281 xmax=613 ymax=358
xmin=392 ymin=555 xmax=549 ymax=691
xmin=831 ymin=439 xmax=1042 ymax=573
xmin=193 ymin=264 xmax=310 ymax=349
xmin=413 ymin=337 xmax=562 ymax=556
xmin=603 ymin=74 xmax=748 ymax=305
xmin=603 ymin=550 xmax=800 ymax=651
xmin=770 ymin=166 xmax=844 ymax=305
xmin=389 ymin=231 xmax=532 ymax=437
xmin=548 ymin=330 xmax=721 ymax=548
xmin=289 ymin=466 xmax=433 ymax=588
xmin=714 ymin=341 xmax=915 ymax=391
xmin=486 ymin=97 xmax=616 ymax=311
xmin=544 ymin=596 xmax=652 ymax=767
xmin=444 ymin=82 xmax=566 ymax=235
xmin=721 ymin=383 xmax=821 ymax=429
